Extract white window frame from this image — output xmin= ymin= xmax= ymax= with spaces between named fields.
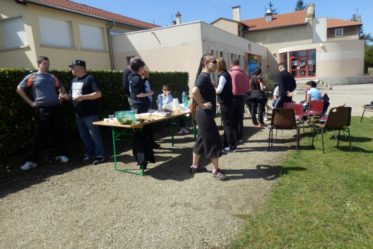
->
xmin=0 ymin=17 xmax=28 ymax=50
xmin=335 ymin=28 xmax=344 ymax=38
xmin=79 ymin=24 xmax=105 ymax=51
xmin=38 ymin=17 xmax=74 ymax=48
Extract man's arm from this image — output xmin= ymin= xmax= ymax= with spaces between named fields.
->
xmin=16 ymin=86 xmax=38 ymax=108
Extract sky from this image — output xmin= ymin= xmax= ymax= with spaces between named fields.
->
xmin=75 ymin=0 xmax=373 ymax=34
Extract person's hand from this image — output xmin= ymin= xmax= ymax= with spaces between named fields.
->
xmin=59 ymin=93 xmax=68 ymax=103
xmin=30 ymin=102 xmax=39 ymax=108
xmin=200 ymin=102 xmax=212 ymax=109
xmin=73 ymin=95 xmax=84 ymax=102
xmin=148 ymin=90 xmax=154 ymax=96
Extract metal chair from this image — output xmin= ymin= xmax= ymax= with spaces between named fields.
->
xmin=312 ymin=106 xmax=352 ymax=153
xmin=268 ymin=108 xmax=300 ymax=150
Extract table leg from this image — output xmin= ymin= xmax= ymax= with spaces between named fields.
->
xmin=112 ymin=127 xmax=118 ymax=171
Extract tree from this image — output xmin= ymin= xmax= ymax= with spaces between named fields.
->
xmin=295 ymin=0 xmax=307 ymax=11
xmin=265 ymin=1 xmax=278 ymax=15
xmin=362 ymin=32 xmax=373 ymax=73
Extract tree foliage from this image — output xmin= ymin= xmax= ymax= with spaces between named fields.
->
xmin=295 ymin=0 xmax=307 ymax=11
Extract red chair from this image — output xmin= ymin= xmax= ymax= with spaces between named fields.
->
xmin=305 ymin=100 xmax=324 ymax=117
xmin=284 ymin=102 xmax=305 ymax=121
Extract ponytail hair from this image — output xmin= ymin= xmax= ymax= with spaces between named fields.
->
xmin=195 ymin=54 xmax=214 ymax=83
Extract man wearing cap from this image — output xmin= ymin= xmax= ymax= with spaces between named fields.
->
xmin=68 ymin=59 xmax=105 ymax=164
xmin=16 ymin=56 xmax=69 ymax=170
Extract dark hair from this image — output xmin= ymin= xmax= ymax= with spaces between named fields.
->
xmin=255 ymin=67 xmax=262 ymax=76
xmin=130 ymin=58 xmax=145 ymax=73
xmin=162 ymin=84 xmax=169 ymax=90
xmin=306 ymin=81 xmax=317 ymax=88
xmin=231 ymin=59 xmax=240 ymax=66
xmin=37 ymin=56 xmax=49 ymax=65
xmin=195 ymin=54 xmax=214 ymax=81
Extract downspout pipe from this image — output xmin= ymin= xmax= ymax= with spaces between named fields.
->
xmin=107 ymin=22 xmax=115 ymax=70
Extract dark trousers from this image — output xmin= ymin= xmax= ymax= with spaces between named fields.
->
xmin=193 ymin=108 xmax=221 ymax=159
xmin=251 ymin=99 xmax=266 ymax=125
xmin=28 ymin=105 xmax=68 ymax=162
xmin=220 ymin=103 xmax=236 ymax=148
xmin=132 ymin=104 xmax=154 ymax=167
xmin=273 ymin=96 xmax=293 ymax=109
xmin=232 ymin=95 xmax=245 ymax=141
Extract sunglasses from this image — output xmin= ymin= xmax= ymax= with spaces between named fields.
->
xmin=163 ymin=88 xmax=169 ymax=90
xmin=210 ymin=60 xmax=217 ymax=64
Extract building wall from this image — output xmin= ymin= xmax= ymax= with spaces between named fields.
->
xmin=244 ymin=24 xmax=313 ymax=77
xmin=0 ymin=1 xmax=135 ymax=70
xmin=211 ymin=19 xmax=239 ymax=36
xmin=327 ymin=26 xmax=360 ymax=41
xmin=278 ymin=39 xmax=364 ymax=78
xmin=113 ymin=22 xmax=267 ymax=91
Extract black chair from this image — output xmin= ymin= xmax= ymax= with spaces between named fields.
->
xmin=268 ymin=108 xmax=300 ymax=150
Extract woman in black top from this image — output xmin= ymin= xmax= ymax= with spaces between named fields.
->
xmin=128 ymin=58 xmax=155 ymax=169
xmin=191 ymin=54 xmax=225 ymax=180
xmin=249 ymin=68 xmax=266 ymax=127
xmin=215 ymin=57 xmax=235 ymax=152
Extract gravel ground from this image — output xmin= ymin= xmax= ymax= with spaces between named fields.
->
xmin=0 ymin=118 xmax=295 ymax=249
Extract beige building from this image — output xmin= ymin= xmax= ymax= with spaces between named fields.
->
xmin=0 ymin=0 xmax=157 ymax=70
xmin=212 ymin=4 xmax=365 ymax=83
xmin=112 ymin=21 xmax=267 ymax=89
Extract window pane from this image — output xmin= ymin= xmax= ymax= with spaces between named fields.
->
xmin=80 ymin=24 xmax=104 ymax=50
xmin=39 ymin=17 xmax=73 ymax=47
xmin=1 ymin=17 xmax=28 ymax=49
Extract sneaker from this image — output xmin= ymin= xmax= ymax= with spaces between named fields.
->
xmin=20 ymin=161 xmax=37 ymax=171
xmin=93 ymin=157 xmax=105 ymax=165
xmin=223 ymin=146 xmax=236 ymax=153
xmin=212 ymin=170 xmax=226 ymax=180
xmin=55 ymin=155 xmax=69 ymax=163
xmin=189 ymin=165 xmax=208 ymax=173
xmin=182 ymin=128 xmax=190 ymax=134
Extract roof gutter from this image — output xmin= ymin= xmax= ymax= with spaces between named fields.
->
xmin=22 ymin=0 xmax=154 ymax=30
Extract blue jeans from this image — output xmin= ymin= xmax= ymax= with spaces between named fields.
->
xmin=76 ymin=115 xmax=105 ymax=158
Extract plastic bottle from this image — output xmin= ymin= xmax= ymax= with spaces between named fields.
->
xmin=182 ymin=91 xmax=188 ymax=108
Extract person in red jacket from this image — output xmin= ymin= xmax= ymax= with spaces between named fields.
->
xmin=229 ymin=59 xmax=250 ymax=142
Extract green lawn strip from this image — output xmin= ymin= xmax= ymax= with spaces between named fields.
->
xmin=231 ymin=117 xmax=373 ymax=249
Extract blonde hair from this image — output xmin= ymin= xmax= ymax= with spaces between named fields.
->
xmin=216 ymin=57 xmax=227 ymax=72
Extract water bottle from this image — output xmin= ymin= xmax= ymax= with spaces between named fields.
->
xmin=182 ymin=91 xmax=188 ymax=108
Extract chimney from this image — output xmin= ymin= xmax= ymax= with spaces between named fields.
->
xmin=175 ymin=11 xmax=182 ymax=25
xmin=265 ymin=9 xmax=272 ymax=22
xmin=306 ymin=3 xmax=315 ymax=22
xmin=232 ymin=6 xmax=241 ymax=21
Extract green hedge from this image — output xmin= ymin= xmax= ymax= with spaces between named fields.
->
xmin=0 ymin=68 xmax=188 ymax=163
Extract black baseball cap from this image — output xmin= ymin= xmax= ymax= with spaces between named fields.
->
xmin=69 ymin=59 xmax=86 ymax=68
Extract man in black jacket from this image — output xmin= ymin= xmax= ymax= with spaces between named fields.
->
xmin=273 ymin=63 xmax=296 ymax=108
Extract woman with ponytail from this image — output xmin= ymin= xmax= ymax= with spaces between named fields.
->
xmin=190 ymin=54 xmax=225 ymax=180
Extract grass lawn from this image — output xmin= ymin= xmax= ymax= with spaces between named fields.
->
xmin=232 ymin=117 xmax=373 ymax=249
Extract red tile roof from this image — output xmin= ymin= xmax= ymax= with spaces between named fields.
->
xmin=25 ymin=0 xmax=158 ymax=29
xmin=241 ymin=10 xmax=307 ymax=31
xmin=327 ymin=18 xmax=361 ymax=28
xmin=241 ymin=10 xmax=361 ymax=32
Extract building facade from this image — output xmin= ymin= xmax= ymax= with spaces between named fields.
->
xmin=0 ymin=0 xmax=157 ymax=70
xmin=112 ymin=21 xmax=267 ymax=89
xmin=212 ymin=4 xmax=364 ymax=82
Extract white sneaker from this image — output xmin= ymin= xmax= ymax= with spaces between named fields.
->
xmin=55 ymin=155 xmax=69 ymax=163
xmin=20 ymin=161 xmax=37 ymax=171
xmin=182 ymin=128 xmax=190 ymax=134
